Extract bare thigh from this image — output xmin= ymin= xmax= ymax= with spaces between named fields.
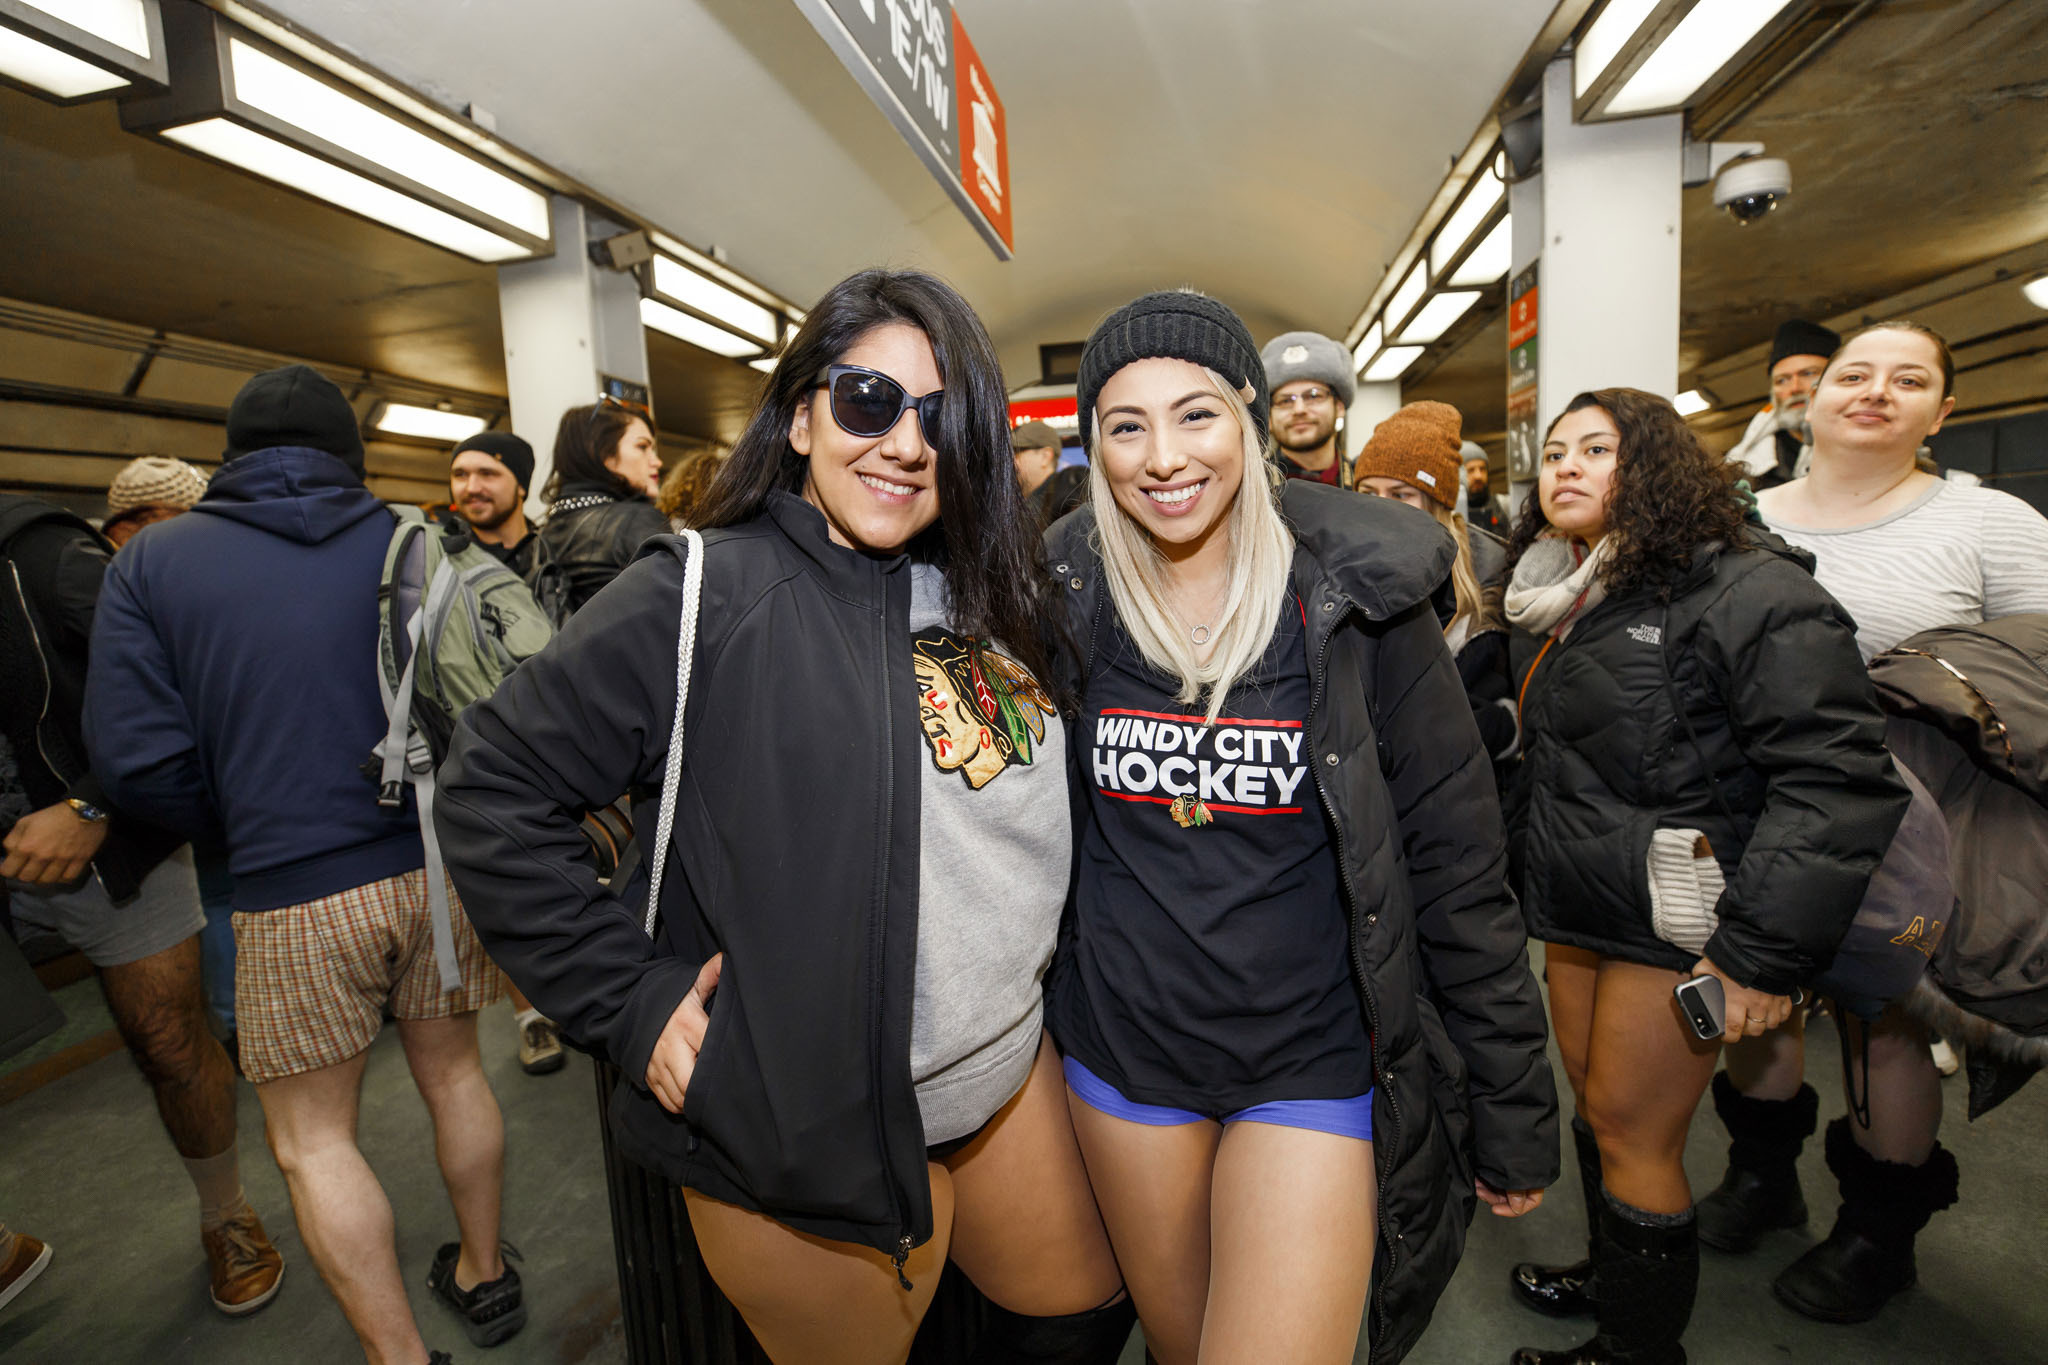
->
xmin=1544 ymin=942 xmax=1600 ymax=1111
xmin=1581 ymin=958 xmax=1719 ymax=1214
xmin=943 ymin=1034 xmax=1122 ymax=1315
xmin=683 ymin=1174 xmax=952 ymax=1365
xmin=1066 ymin=1091 xmax=1220 ymax=1365
xmin=1200 ymin=1121 xmax=1376 ymax=1365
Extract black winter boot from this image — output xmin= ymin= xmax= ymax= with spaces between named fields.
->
xmin=1510 ymin=1190 xmax=1696 ymax=1365
xmin=1511 ymin=1116 xmax=1601 ymax=1317
xmin=1696 ymin=1073 xmax=1817 ymax=1253
xmin=1772 ymin=1118 xmax=1959 ymax=1324
xmin=964 ymin=1293 xmax=1137 ymax=1363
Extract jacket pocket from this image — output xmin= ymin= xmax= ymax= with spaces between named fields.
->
xmin=1415 ymin=998 xmax=1474 ymax=1201
xmin=1644 ymin=826 xmax=1724 ymax=956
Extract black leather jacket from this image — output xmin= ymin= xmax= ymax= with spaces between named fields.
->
xmin=1046 ymin=482 xmax=1559 ymax=1364
xmin=437 ymin=493 xmax=933 ymax=1266
xmin=535 ymin=481 xmax=672 ymax=614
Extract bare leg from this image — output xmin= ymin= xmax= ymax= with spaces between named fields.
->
xmin=100 ymin=935 xmax=238 ymax=1159
xmin=1544 ymin=943 xmax=1600 ymax=1112
xmin=944 ymin=1035 xmax=1122 ymax=1315
xmin=1198 ymin=1122 xmax=1375 ymax=1365
xmin=1066 ymin=1096 xmax=1220 ymax=1365
xmin=257 ymin=1053 xmax=427 ymax=1365
xmin=397 ymin=1013 xmax=505 ymax=1288
xmin=683 ymin=1175 xmax=952 ymax=1365
xmin=1842 ymin=1006 xmax=1941 ymax=1165
xmin=1722 ymin=1008 xmax=1807 ymax=1101
xmin=1580 ymin=959 xmax=1720 ymax=1215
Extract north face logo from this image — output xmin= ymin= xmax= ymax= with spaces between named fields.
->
xmin=1626 ymin=624 xmax=1663 ymax=645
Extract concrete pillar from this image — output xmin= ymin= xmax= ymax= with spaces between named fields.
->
xmin=1506 ymin=56 xmax=1684 ymax=512
xmin=1344 ymin=380 xmax=1402 ymax=462
xmin=497 ymin=196 xmax=650 ymax=514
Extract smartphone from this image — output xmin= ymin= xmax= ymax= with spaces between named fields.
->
xmin=1675 ymin=974 xmax=1727 ymax=1041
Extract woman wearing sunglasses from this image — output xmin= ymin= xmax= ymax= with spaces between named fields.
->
xmin=535 ymin=399 xmax=670 ymax=614
xmin=1043 ymin=290 xmax=1558 ymax=1364
xmin=435 ymin=269 xmax=1129 ymax=1365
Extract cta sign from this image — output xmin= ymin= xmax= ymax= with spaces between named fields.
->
xmin=793 ymin=0 xmax=1015 ymax=259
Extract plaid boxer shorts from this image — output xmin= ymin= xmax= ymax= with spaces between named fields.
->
xmin=233 ymin=868 xmax=503 ymax=1084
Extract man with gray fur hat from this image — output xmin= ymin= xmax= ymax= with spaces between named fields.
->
xmin=1260 ymin=330 xmax=1356 ymax=486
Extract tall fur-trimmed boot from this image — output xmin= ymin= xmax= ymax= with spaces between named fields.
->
xmin=1772 ymin=1118 xmax=1959 ymax=1324
xmin=1511 ymin=1116 xmax=1602 ymax=1317
xmin=1696 ymin=1073 xmax=1817 ymax=1253
xmin=1511 ymin=1190 xmax=1697 ymax=1365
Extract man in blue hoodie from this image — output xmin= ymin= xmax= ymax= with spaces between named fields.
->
xmin=85 ymin=366 xmax=524 ymax=1363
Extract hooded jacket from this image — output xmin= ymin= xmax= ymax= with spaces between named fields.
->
xmin=1045 ymin=481 xmax=1559 ymax=1364
xmin=83 ymin=448 xmax=424 ymax=909
xmin=1510 ymin=533 xmax=1908 ymax=992
xmin=0 ymin=496 xmax=182 ymax=902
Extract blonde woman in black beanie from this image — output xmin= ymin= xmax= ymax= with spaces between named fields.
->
xmin=1043 ymin=290 xmax=1557 ymax=1365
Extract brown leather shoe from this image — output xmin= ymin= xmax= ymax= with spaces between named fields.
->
xmin=202 ymin=1204 xmax=284 ymax=1316
xmin=0 ymin=1231 xmax=53 ymax=1312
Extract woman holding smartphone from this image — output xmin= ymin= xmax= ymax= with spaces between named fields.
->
xmin=1045 ymin=290 xmax=1558 ymax=1365
xmin=436 ymin=269 xmax=1129 ymax=1364
xmin=1503 ymin=388 xmax=1905 ymax=1365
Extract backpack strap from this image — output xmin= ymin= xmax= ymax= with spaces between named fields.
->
xmin=644 ymin=529 xmax=706 ymax=938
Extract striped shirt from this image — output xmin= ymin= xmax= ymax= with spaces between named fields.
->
xmin=1762 ymin=479 xmax=2048 ymax=661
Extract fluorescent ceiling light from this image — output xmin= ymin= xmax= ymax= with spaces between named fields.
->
xmin=1362 ymin=346 xmax=1424 ymax=383
xmin=1449 ymin=216 xmax=1512 ymax=286
xmin=1350 ymin=322 xmax=1382 ymax=374
xmin=1430 ymin=169 xmax=1504 ymax=278
xmin=1606 ymin=0 xmax=1798 ymax=115
xmin=748 ymin=356 xmax=779 ymax=374
xmin=1385 ymin=264 xmax=1426 ymax=333
xmin=163 ymin=119 xmax=528 ymax=262
xmin=1674 ymin=389 xmax=1713 ymax=417
xmin=225 ymin=39 xmax=547 ymax=240
xmin=374 ymin=403 xmax=487 ymax=442
xmin=0 ymin=23 xmax=124 ymax=95
xmin=22 ymin=0 xmax=150 ymax=56
xmin=641 ymin=298 xmax=759 ymax=358
xmin=1575 ymin=0 xmax=1660 ymax=97
xmin=650 ymin=256 xmax=779 ymax=346
xmin=2023 ymin=273 xmax=2048 ymax=310
xmin=1396 ymin=291 xmax=1481 ymax=345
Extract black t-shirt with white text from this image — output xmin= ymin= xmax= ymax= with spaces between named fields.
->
xmin=1048 ymin=596 xmax=1373 ymax=1113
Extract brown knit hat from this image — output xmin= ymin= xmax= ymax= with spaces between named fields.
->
xmin=107 ymin=456 xmax=209 ymax=514
xmin=1355 ymin=401 xmax=1463 ymax=509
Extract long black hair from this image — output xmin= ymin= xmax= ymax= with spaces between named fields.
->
xmin=542 ymin=401 xmax=649 ymax=503
xmin=696 ymin=268 xmax=1057 ymax=691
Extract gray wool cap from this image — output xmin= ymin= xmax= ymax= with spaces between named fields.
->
xmin=1260 ymin=331 xmax=1355 ymax=409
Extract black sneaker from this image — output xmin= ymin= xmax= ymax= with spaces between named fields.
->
xmin=426 ymin=1240 xmax=526 ymax=1347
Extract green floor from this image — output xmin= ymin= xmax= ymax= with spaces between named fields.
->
xmin=2 ymin=978 xmax=2044 ymax=1364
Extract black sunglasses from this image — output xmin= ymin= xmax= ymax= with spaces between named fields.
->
xmin=813 ymin=364 xmax=943 ymax=440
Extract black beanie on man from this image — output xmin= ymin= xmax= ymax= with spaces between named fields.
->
xmin=1075 ymin=290 xmax=1269 ymax=454
xmin=1769 ymin=319 xmax=1841 ymax=372
xmin=451 ymin=430 xmax=536 ymax=494
xmin=224 ymin=364 xmax=366 ymax=479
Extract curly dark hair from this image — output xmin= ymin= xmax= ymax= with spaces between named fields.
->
xmin=1504 ymin=387 xmax=1751 ymax=600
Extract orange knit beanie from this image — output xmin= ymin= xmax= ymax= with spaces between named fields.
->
xmin=1355 ymin=401 xmax=1464 ymax=509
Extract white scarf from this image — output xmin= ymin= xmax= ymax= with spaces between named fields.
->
xmin=1505 ymin=535 xmax=1613 ymax=638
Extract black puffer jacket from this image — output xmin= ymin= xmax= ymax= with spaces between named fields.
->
xmin=1046 ymin=481 xmax=1559 ymax=1365
xmin=1511 ymin=534 xmax=1908 ymax=992
xmin=437 ymin=494 xmax=934 ymax=1268
xmin=535 ymin=480 xmax=672 ymax=614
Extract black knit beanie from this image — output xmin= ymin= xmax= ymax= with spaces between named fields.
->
xmin=224 ymin=364 xmax=366 ymax=479
xmin=1075 ymin=290 xmax=1269 ymax=454
xmin=1769 ymin=319 xmax=1841 ymax=372
xmin=451 ymin=430 xmax=536 ymax=494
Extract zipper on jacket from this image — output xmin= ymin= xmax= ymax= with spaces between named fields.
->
xmin=868 ymin=571 xmax=917 ymax=1286
xmin=1307 ymin=597 xmax=1401 ymax=1353
xmin=9 ymin=562 xmax=70 ymax=788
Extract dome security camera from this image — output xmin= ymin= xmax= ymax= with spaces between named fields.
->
xmin=1713 ymin=157 xmax=1791 ymax=225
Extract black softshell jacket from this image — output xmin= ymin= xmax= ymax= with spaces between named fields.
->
xmin=436 ymin=493 xmax=933 ymax=1266
xmin=1046 ymin=482 xmax=1560 ymax=1364
xmin=1511 ymin=534 xmax=1908 ymax=992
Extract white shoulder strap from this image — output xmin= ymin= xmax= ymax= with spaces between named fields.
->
xmin=645 ymin=529 xmax=705 ymax=937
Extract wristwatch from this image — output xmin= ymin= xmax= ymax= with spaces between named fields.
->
xmin=65 ymin=797 xmax=110 ymax=824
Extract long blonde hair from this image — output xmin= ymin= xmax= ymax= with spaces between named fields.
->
xmin=1424 ymin=501 xmax=1488 ymax=636
xmin=1089 ymin=367 xmax=1295 ymax=724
